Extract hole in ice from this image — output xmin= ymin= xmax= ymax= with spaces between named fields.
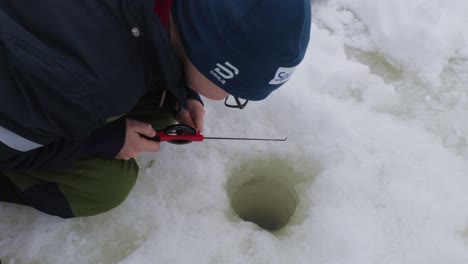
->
xmin=230 ymin=176 xmax=298 ymax=231
xmin=226 ymin=157 xmax=317 ymax=232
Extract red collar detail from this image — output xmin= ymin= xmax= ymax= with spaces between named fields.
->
xmin=154 ymin=0 xmax=173 ymax=31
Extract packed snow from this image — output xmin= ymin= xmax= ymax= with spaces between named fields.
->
xmin=2 ymin=0 xmax=468 ymax=263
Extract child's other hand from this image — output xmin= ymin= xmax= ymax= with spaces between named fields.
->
xmin=177 ymin=99 xmax=205 ymax=132
xmin=115 ymin=119 xmax=160 ymax=160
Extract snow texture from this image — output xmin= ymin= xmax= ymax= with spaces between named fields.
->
xmin=2 ymin=0 xmax=468 ymax=263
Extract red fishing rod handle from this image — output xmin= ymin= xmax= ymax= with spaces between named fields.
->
xmin=146 ymin=124 xmax=204 ymax=145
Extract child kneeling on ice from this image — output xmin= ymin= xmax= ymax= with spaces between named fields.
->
xmin=0 ymin=0 xmax=311 ymax=218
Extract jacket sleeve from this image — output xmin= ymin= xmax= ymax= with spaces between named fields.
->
xmin=1 ymin=136 xmax=86 ymax=170
xmin=82 ymin=118 xmax=127 ymax=160
xmin=185 ymin=84 xmax=204 ymax=106
xmin=0 ymin=119 xmax=127 ymax=170
xmin=0 ymin=15 xmax=129 ymax=170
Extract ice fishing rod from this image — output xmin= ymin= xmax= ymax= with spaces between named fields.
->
xmin=145 ymin=124 xmax=287 ymax=145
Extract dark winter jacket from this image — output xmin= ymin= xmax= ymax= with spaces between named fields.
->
xmin=0 ymin=0 xmax=191 ymax=169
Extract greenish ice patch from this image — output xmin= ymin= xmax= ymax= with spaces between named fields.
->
xmin=344 ymin=46 xmax=404 ymax=84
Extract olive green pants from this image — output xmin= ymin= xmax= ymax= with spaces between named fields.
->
xmin=2 ymin=92 xmax=175 ymax=218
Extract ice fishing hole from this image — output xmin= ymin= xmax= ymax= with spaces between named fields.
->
xmin=227 ymin=157 xmax=316 ymax=232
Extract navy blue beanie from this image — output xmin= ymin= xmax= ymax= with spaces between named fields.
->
xmin=172 ymin=0 xmax=311 ymax=101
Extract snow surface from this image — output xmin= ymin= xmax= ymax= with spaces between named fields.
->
xmin=2 ymin=0 xmax=468 ymax=263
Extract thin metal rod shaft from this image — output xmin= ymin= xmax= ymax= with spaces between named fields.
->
xmin=204 ymin=136 xmax=287 ymax=142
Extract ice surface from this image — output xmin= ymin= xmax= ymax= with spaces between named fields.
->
xmin=2 ymin=0 xmax=468 ymax=263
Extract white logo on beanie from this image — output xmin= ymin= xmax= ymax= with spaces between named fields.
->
xmin=210 ymin=62 xmax=239 ymax=85
xmin=269 ymin=66 xmax=297 ymax=85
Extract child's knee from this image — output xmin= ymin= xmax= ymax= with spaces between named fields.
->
xmin=3 ymin=158 xmax=140 ymax=218
xmin=64 ymin=159 xmax=139 ymax=217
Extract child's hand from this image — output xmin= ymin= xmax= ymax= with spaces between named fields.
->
xmin=115 ymin=119 xmax=160 ymax=160
xmin=177 ymin=99 xmax=205 ymax=132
